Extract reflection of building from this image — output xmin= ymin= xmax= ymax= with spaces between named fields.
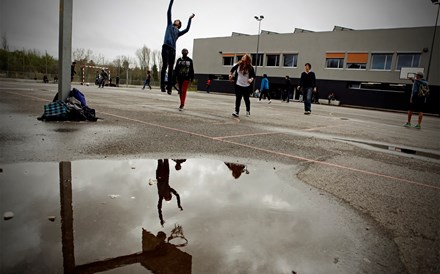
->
xmin=59 ymin=162 xmax=192 ymax=274
xmin=193 ymin=26 xmax=439 ymax=114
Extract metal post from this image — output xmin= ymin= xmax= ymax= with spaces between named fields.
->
xmin=253 ymin=15 xmax=264 ymax=92
xmin=58 ymin=0 xmax=73 ymax=100
xmin=427 ymin=2 xmax=440 ymax=81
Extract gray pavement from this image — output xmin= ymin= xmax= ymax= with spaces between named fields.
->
xmin=1 ymin=79 xmax=439 ymax=274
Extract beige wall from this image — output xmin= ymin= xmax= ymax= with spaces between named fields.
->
xmin=193 ymin=27 xmax=440 ymax=85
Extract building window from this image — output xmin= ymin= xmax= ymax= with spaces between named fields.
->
xmin=325 ymin=53 xmax=344 ymax=69
xmin=222 ymin=55 xmax=234 ymax=66
xmin=236 ymin=54 xmax=244 ymax=62
xmin=347 ymin=53 xmax=368 ymax=69
xmin=283 ymin=54 xmax=298 ymax=67
xmin=266 ymin=54 xmax=280 ymax=67
xmin=371 ymin=53 xmax=393 ymax=70
xmin=396 ymin=53 xmax=420 ymax=70
xmin=251 ymin=53 xmax=263 ymax=66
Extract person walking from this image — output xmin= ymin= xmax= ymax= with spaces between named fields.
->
xmin=229 ymin=54 xmax=255 ymax=118
xmin=284 ymin=75 xmax=292 ymax=102
xmin=174 ymin=48 xmax=194 ymax=111
xmin=404 ymin=72 xmax=430 ymax=129
xmin=160 ymin=0 xmax=195 ymax=95
xmin=98 ymin=69 xmax=109 ymax=88
xmin=297 ymin=63 xmax=317 ymax=114
xmin=259 ymin=74 xmax=271 ymax=104
xmin=70 ymin=61 xmax=76 ymax=82
xmin=143 ymin=70 xmax=152 ymax=90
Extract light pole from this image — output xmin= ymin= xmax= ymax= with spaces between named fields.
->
xmin=254 ymin=15 xmax=264 ymax=92
xmin=427 ymin=0 xmax=439 ymax=81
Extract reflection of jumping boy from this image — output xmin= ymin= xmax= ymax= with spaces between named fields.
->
xmin=160 ymin=0 xmax=195 ymax=95
xmin=156 ymin=159 xmax=183 ymax=226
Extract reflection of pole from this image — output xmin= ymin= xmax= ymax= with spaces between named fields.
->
xmin=427 ymin=2 xmax=440 ymax=81
xmin=59 ymin=161 xmax=75 ymax=273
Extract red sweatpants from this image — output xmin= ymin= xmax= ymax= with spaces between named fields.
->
xmin=179 ymin=80 xmax=190 ymax=107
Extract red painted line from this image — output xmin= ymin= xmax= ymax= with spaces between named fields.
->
xmin=102 ymin=111 xmax=439 ymax=191
xmin=304 ymin=125 xmax=341 ymax=131
xmin=214 ymin=131 xmax=281 ymax=140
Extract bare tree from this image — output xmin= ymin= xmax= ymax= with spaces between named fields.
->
xmin=1 ymin=33 xmax=9 ymax=51
xmin=72 ymin=48 xmax=92 ymax=63
xmin=113 ymin=56 xmax=123 ymax=76
xmin=136 ymin=45 xmax=151 ymax=71
xmin=152 ymin=50 xmax=162 ymax=71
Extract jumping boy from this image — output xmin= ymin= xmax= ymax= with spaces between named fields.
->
xmin=161 ymin=0 xmax=195 ymax=95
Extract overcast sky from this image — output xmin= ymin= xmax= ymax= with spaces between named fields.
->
xmin=1 ymin=0 xmax=439 ymax=64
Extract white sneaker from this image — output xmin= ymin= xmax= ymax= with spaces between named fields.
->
xmin=232 ymin=112 xmax=239 ymax=117
xmin=268 ymin=100 xmax=271 ymax=104
xmin=246 ymin=111 xmax=250 ymax=117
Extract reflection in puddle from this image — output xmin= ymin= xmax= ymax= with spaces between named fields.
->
xmin=0 ymin=159 xmax=399 ymax=273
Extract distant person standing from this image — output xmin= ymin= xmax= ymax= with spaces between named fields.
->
xmin=160 ymin=0 xmax=195 ymax=95
xmin=229 ymin=54 xmax=255 ymax=117
xmin=115 ymin=75 xmax=120 ymax=87
xmin=206 ymin=79 xmax=211 ymax=93
xmin=174 ymin=48 xmax=194 ymax=111
xmin=404 ymin=72 xmax=430 ymax=129
xmin=298 ymin=63 xmax=317 ymax=114
xmin=284 ymin=75 xmax=292 ymax=103
xmin=70 ymin=61 xmax=76 ymax=81
xmin=143 ymin=70 xmax=152 ymax=90
xmin=259 ymin=74 xmax=271 ymax=104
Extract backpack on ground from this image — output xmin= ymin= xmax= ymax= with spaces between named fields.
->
xmin=41 ymin=100 xmax=69 ymax=121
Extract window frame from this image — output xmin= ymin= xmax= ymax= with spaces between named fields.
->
xmin=282 ymin=53 xmax=298 ymax=68
xmin=325 ymin=52 xmax=345 ymax=69
xmin=266 ymin=54 xmax=280 ymax=67
xmin=396 ymin=53 xmax=421 ymax=71
xmin=370 ymin=53 xmax=393 ymax=71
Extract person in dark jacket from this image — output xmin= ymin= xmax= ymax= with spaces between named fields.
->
xmin=284 ymin=75 xmax=292 ymax=102
xmin=70 ymin=62 xmax=76 ymax=81
xmin=297 ymin=63 xmax=317 ymax=114
xmin=143 ymin=70 xmax=152 ymax=90
xmin=229 ymin=54 xmax=256 ymax=118
xmin=174 ymin=48 xmax=194 ymax=111
xmin=160 ymin=0 xmax=195 ymax=95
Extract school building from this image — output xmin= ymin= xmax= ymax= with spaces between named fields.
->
xmin=192 ymin=26 xmax=440 ymax=114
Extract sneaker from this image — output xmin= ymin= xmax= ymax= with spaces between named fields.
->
xmin=268 ymin=100 xmax=271 ymax=104
xmin=414 ymin=124 xmax=421 ymax=129
xmin=178 ymin=106 xmax=184 ymax=111
xmin=232 ymin=112 xmax=239 ymax=117
xmin=304 ymin=111 xmax=311 ymax=115
xmin=161 ymin=87 xmax=166 ymax=93
xmin=403 ymin=122 xmax=411 ymax=127
xmin=246 ymin=111 xmax=250 ymax=117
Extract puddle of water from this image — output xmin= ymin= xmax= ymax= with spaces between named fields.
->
xmin=0 ymin=159 xmax=400 ymax=274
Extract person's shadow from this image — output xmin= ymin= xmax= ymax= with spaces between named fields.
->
xmin=156 ymin=159 xmax=183 ymax=226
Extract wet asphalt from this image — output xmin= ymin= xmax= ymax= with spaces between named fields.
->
xmin=0 ymin=79 xmax=439 ymax=274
